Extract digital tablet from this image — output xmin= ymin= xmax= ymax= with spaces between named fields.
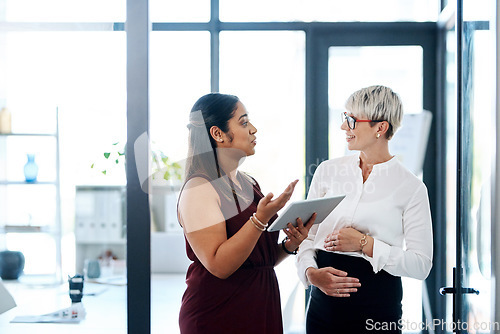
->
xmin=267 ymin=195 xmax=345 ymax=232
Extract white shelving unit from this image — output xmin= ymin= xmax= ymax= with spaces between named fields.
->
xmin=0 ymin=112 xmax=62 ymax=284
xmin=74 ymin=185 xmax=126 ymax=275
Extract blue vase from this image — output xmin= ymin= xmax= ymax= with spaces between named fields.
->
xmin=24 ymin=153 xmax=39 ymax=183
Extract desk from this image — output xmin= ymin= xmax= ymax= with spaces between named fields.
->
xmin=0 ymin=274 xmax=186 ymax=334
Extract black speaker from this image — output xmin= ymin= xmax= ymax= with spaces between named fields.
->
xmin=0 ymin=250 xmax=25 ymax=280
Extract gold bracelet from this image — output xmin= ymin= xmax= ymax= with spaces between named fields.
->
xmin=359 ymin=234 xmax=368 ymax=250
xmin=250 ymin=215 xmax=266 ymax=232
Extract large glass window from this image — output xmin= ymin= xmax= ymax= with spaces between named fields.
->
xmin=0 ymin=24 xmax=128 ymax=333
xmin=220 ymin=31 xmax=306 ymax=200
xmin=220 ymin=0 xmax=440 ymax=22
xmin=328 ymin=46 xmax=423 ymax=160
xmin=220 ymin=30 xmax=307 ymax=332
xmin=150 ymin=0 xmax=210 ymax=22
xmin=0 ymin=29 xmax=126 ymax=280
xmin=0 ymin=2 xmax=448 ymax=333
xmin=4 ymin=0 xmax=125 ymax=22
xmin=150 ymin=32 xmax=210 ymax=165
xmin=149 ymin=31 xmax=210 ymax=333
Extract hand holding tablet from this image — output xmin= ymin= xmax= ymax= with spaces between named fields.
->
xmin=267 ymin=195 xmax=345 ymax=232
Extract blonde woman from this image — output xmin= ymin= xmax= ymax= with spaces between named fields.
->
xmin=297 ymin=86 xmax=433 ymax=333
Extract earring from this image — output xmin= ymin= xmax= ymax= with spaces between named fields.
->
xmin=376 ymin=133 xmax=381 ymax=139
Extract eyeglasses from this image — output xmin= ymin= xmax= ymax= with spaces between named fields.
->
xmin=342 ymin=112 xmax=385 ymax=130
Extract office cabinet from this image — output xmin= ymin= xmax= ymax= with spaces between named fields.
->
xmin=74 ymin=185 xmax=126 ymax=275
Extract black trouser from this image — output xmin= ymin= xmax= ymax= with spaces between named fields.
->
xmin=306 ymin=251 xmax=402 ymax=334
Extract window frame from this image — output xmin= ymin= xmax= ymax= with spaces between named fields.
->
xmin=126 ymin=2 xmax=447 ymax=333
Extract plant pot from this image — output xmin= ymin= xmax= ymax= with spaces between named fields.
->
xmin=0 ymin=250 xmax=25 ymax=280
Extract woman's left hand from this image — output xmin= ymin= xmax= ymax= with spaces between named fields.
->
xmin=324 ymin=227 xmax=365 ymax=252
xmin=283 ymin=213 xmax=317 ymax=251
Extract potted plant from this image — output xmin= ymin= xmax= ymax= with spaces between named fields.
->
xmin=91 ymin=142 xmax=183 ymax=183
xmin=91 ymin=142 xmax=183 ymax=232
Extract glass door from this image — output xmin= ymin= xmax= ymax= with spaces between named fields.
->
xmin=440 ymin=0 xmax=496 ymax=332
xmin=327 ymin=45 xmax=426 ymax=330
xmin=306 ymin=24 xmax=441 ymax=331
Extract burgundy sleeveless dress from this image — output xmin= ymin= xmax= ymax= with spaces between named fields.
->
xmin=178 ymin=173 xmax=282 ymax=334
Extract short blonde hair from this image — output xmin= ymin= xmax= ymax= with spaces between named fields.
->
xmin=345 ymin=85 xmax=403 ymax=139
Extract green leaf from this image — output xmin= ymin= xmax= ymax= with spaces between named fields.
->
xmin=112 ymin=142 xmax=119 ymax=146
xmin=118 ymin=151 xmax=125 ymax=156
xmin=163 ymin=171 xmax=171 ymax=180
xmin=91 ymin=163 xmax=94 ymax=169
xmin=102 ymin=170 xmax=107 ymax=175
xmin=115 ymin=159 xmax=119 ymax=164
xmin=104 ymin=152 xmax=111 ymax=159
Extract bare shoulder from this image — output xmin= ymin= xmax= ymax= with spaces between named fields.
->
xmin=178 ymin=177 xmax=223 ymax=231
xmin=179 ymin=177 xmax=220 ymax=206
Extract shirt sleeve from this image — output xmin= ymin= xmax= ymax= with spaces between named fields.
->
xmin=295 ymin=163 xmax=324 ymax=288
xmin=365 ymin=183 xmax=433 ymax=280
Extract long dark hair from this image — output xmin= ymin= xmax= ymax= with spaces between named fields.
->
xmin=184 ymin=93 xmax=254 ymax=205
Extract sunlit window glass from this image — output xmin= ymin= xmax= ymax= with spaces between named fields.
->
xmin=220 ymin=30 xmax=306 ymax=332
xmin=149 ymin=32 xmax=210 ymax=333
xmin=328 ymin=46 xmax=423 ymax=159
xmin=220 ymin=0 xmax=439 ymax=22
xmin=3 ymin=0 xmax=125 ymax=22
xmin=0 ymin=30 xmax=126 ymax=284
xmin=150 ymin=0 xmax=210 ymax=22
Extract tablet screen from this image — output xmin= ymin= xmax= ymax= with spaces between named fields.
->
xmin=267 ymin=195 xmax=345 ymax=232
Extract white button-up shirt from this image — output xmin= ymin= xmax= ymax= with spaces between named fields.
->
xmin=296 ymin=154 xmax=433 ymax=288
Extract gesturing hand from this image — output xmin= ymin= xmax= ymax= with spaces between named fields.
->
xmin=255 ymin=180 xmax=298 ymax=223
xmin=306 ymin=267 xmax=361 ymax=297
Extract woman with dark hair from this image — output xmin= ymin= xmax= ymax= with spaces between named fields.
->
xmin=177 ymin=93 xmax=357 ymax=333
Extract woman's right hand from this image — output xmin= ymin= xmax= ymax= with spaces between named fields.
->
xmin=306 ymin=267 xmax=361 ymax=297
xmin=255 ymin=179 xmax=298 ymax=223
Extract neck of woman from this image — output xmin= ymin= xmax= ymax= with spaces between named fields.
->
xmin=359 ymin=143 xmax=393 ymax=166
xmin=358 ymin=146 xmax=393 ymax=182
xmin=215 ymin=148 xmax=242 ymax=182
